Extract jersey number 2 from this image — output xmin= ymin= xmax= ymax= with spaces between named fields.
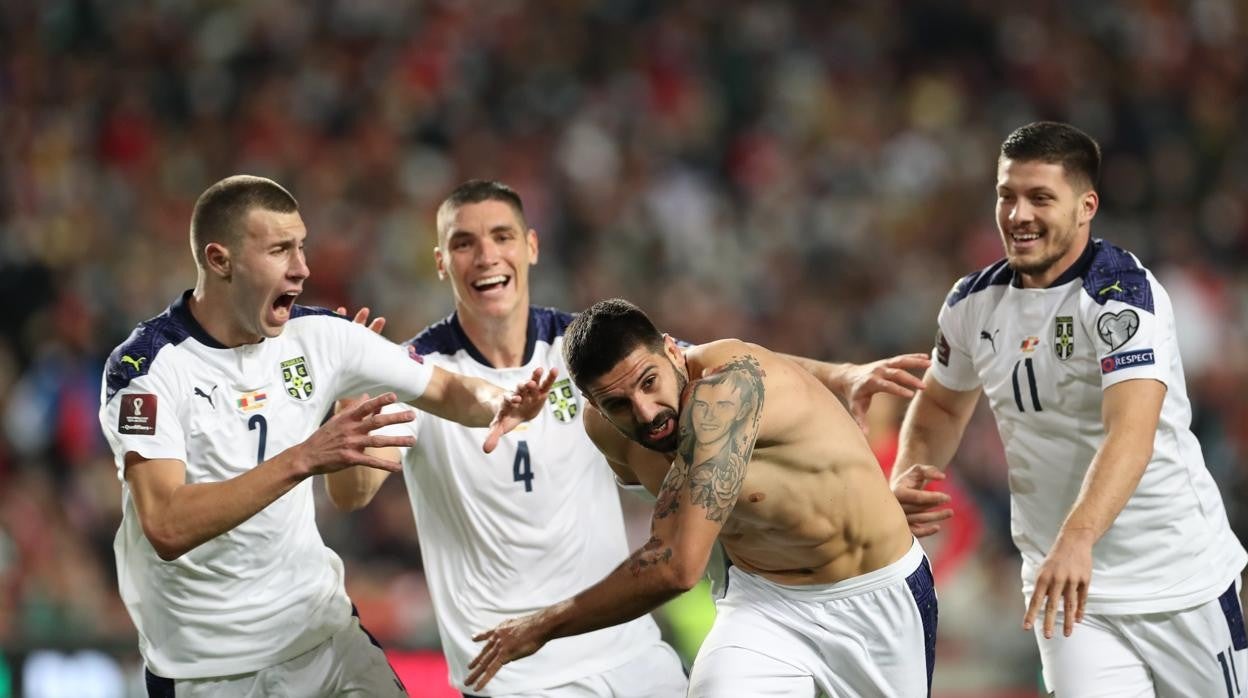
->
xmin=513 ymin=440 xmax=534 ymax=492
xmin=249 ymin=414 xmax=268 ymax=464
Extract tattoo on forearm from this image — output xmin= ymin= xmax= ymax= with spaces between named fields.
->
xmin=626 ymin=535 xmax=673 ymax=576
xmin=677 ymin=355 xmax=765 ymax=524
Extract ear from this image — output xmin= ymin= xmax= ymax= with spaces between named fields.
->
xmin=204 ymin=242 xmax=231 ymax=280
xmin=1079 ymin=188 xmax=1100 ymax=226
xmin=662 ymin=334 xmax=682 ymax=363
xmin=433 ymin=246 xmax=446 ymax=281
xmin=527 ymin=228 xmax=540 ymax=265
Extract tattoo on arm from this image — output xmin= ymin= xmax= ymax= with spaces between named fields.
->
xmin=626 ymin=535 xmax=674 ymax=576
xmin=677 ymin=355 xmax=766 ymax=524
xmin=653 ymin=462 xmax=686 ymax=519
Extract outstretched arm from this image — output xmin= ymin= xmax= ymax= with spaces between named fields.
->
xmin=464 ymin=356 xmax=767 ymax=691
xmin=781 ymin=352 xmax=929 ymax=431
xmin=411 ymin=366 xmax=557 ymax=453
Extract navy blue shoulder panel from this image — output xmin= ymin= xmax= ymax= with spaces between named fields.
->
xmin=529 ymin=307 xmax=575 ymax=345
xmin=946 ymin=259 xmax=1014 ymax=308
xmin=105 ymin=297 xmax=199 ymax=402
xmin=408 ymin=314 xmax=462 ymax=357
xmin=291 ymin=304 xmax=347 ymax=320
xmin=1081 ymin=240 xmax=1154 ymax=312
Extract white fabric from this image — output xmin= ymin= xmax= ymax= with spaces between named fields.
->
xmin=485 ymin=640 xmax=686 ymax=698
xmin=99 ymin=299 xmax=433 ymax=679
xmin=1035 ymin=579 xmax=1248 ymax=697
xmin=930 ymin=241 xmax=1247 ymax=615
xmin=168 ymin=615 xmax=407 ymax=697
xmin=381 ymin=310 xmax=669 ymax=695
xmin=687 ymin=538 xmax=934 ymax=698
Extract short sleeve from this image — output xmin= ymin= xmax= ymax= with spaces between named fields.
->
xmin=1083 ymin=282 xmax=1172 ymax=391
xmin=335 ymin=322 xmax=435 ymax=402
xmin=99 ymin=369 xmax=187 ymax=477
xmin=928 ymin=289 xmax=981 ymax=392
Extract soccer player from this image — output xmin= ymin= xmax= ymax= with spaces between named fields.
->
xmin=329 ymin=180 xmax=932 ymax=697
xmin=463 ymin=298 xmax=937 ymax=697
xmin=98 ymin=175 xmax=553 ymax=697
xmin=891 ymin=121 xmax=1248 ymax=695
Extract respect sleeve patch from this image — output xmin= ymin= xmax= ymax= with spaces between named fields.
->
xmin=117 ymin=393 xmax=158 ymax=435
xmin=1100 ymin=349 xmax=1155 ymax=374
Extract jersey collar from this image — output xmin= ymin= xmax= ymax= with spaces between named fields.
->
xmin=1011 ymin=239 xmax=1097 ymax=289
xmin=449 ymin=307 xmax=539 ymax=369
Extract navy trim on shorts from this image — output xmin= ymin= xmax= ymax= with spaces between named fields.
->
xmin=352 ymin=604 xmax=408 ymax=693
xmin=1220 ymin=582 xmax=1248 ymax=651
xmin=144 ymin=668 xmax=175 ymax=698
xmin=905 ymin=556 xmax=938 ymax=697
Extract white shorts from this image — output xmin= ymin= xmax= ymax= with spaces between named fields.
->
xmin=468 ymin=639 xmax=687 ymax=697
xmin=688 ymin=538 xmax=936 ymax=698
xmin=144 ymin=613 xmax=406 ymax=697
xmin=1036 ymin=577 xmax=1247 ymax=697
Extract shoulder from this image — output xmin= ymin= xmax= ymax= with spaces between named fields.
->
xmin=583 ymin=407 xmax=629 ymax=463
xmin=104 ymin=305 xmax=197 ymax=402
xmin=1080 ymin=239 xmax=1155 ymax=313
xmin=290 ymin=304 xmax=348 ymax=321
xmin=530 ymin=306 xmax=576 ymax=344
xmin=945 ymin=258 xmax=1014 ymax=309
xmin=407 ymin=313 xmax=462 ymax=357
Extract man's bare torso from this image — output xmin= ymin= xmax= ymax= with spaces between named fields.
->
xmin=589 ymin=339 xmax=912 ymax=585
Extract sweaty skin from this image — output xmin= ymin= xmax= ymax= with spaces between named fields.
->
xmin=589 ymin=338 xmax=913 ymax=586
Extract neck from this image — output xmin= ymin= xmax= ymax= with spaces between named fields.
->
xmin=457 ymin=303 xmax=530 ymax=368
xmin=189 ymin=278 xmax=260 ymax=348
xmin=1018 ymin=231 xmax=1091 ymax=289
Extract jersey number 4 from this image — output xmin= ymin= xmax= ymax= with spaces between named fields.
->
xmin=1011 ymin=358 xmax=1044 ymax=413
xmin=513 ymin=440 xmax=534 ymax=492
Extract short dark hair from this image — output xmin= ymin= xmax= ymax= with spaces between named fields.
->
xmin=564 ymin=299 xmax=666 ymax=391
xmin=190 ymin=175 xmax=299 ymax=267
xmin=1000 ymin=121 xmax=1101 ymax=190
xmin=436 ymin=179 xmax=527 ymax=241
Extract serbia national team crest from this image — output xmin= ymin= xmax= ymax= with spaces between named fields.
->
xmin=547 ymin=378 xmax=579 ymax=423
xmin=1054 ymin=315 xmax=1075 ymax=360
xmin=281 ymin=356 xmax=314 ymax=400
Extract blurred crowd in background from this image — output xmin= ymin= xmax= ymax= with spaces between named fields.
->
xmin=1 ymin=0 xmax=1246 ymax=695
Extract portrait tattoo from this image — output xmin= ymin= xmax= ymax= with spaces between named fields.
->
xmin=676 ymin=355 xmax=765 ymax=524
xmin=626 ymin=535 xmax=673 ymax=576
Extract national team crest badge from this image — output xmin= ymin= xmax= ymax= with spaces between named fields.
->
xmin=1054 ymin=316 xmax=1074 ymax=361
xmin=281 ymin=356 xmax=314 ymax=400
xmin=547 ymin=378 xmax=579 ymax=423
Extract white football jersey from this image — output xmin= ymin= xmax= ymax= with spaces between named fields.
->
xmin=387 ymin=307 xmax=661 ymax=695
xmin=98 ymin=291 xmax=434 ymax=679
xmin=931 ymin=240 xmax=1246 ymax=614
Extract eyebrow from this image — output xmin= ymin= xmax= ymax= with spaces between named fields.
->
xmin=592 ymin=365 xmax=655 ymax=405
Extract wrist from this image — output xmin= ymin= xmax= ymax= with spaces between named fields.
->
xmin=1056 ymin=525 xmax=1099 ymax=547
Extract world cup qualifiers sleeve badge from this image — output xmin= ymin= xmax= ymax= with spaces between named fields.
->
xmin=280 ymin=356 xmax=314 ymax=400
xmin=118 ymin=393 xmax=158 ymax=435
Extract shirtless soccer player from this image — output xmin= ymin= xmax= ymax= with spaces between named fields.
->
xmin=465 ymin=298 xmax=938 ymax=697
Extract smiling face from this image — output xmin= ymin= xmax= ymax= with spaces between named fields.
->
xmin=435 ymin=199 xmax=538 ymax=325
xmin=689 ymin=379 xmax=744 ymax=449
xmin=586 ymin=340 xmax=688 ymax=454
xmin=224 ymin=208 xmax=310 ymax=341
xmin=995 ymin=158 xmax=1098 ymax=288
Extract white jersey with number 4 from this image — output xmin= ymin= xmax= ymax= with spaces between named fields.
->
xmin=930 ymin=240 xmax=1246 ymax=614
xmin=386 ymin=307 xmax=662 ymax=695
xmin=98 ymin=291 xmax=434 ymax=679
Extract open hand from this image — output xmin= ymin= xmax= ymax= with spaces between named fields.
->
xmin=890 ymin=463 xmax=953 ymax=537
xmin=298 ymin=393 xmax=415 ymax=475
xmin=846 ymin=353 xmax=930 ymax=433
xmin=466 ymin=613 xmax=550 ymax=691
xmin=1024 ymin=533 xmax=1092 ymax=639
xmin=483 ymin=368 xmax=559 ymax=453
xmin=336 ymin=306 xmax=386 ymax=335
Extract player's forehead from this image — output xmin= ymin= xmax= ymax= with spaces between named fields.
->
xmin=242 ymin=207 xmax=306 ymax=244
xmin=996 ymin=158 xmax=1071 ymax=193
xmin=441 ymin=199 xmax=524 ymax=241
xmin=693 ymin=379 xmax=739 ymax=401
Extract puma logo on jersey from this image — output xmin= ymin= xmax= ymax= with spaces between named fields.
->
xmin=121 ymin=355 xmax=146 ymax=371
xmin=1098 ymin=280 xmax=1125 ymax=296
xmin=979 ymin=329 xmax=999 ymax=353
xmin=194 ymin=385 xmax=217 ymax=408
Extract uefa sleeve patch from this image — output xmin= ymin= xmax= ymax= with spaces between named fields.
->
xmin=1100 ymin=349 xmax=1154 ymax=374
xmin=935 ymin=331 xmax=950 ymax=366
xmin=118 ymin=393 xmax=158 ymax=435
xmin=406 ymin=345 xmax=424 ymax=364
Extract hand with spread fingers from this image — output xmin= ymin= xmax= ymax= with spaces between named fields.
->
xmin=296 ymin=392 xmax=416 ymax=475
xmin=890 ymin=463 xmax=954 ymax=537
xmin=844 ymin=353 xmax=930 ymax=432
xmin=483 ymin=367 xmax=559 ymax=453
xmin=1023 ymin=532 xmax=1093 ymax=639
xmin=466 ymin=612 xmax=551 ymax=691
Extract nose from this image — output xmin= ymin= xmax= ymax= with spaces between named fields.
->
xmin=289 ymin=247 xmax=310 ymax=281
xmin=1009 ymin=199 xmax=1034 ymax=224
xmin=633 ymin=397 xmax=664 ymax=426
xmin=476 ymin=237 xmax=501 ymax=267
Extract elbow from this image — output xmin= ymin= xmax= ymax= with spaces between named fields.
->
xmin=328 ymin=491 xmax=370 ymax=513
xmin=142 ymin=520 xmax=190 ymax=561
xmin=669 ymin=558 xmax=704 ymax=594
